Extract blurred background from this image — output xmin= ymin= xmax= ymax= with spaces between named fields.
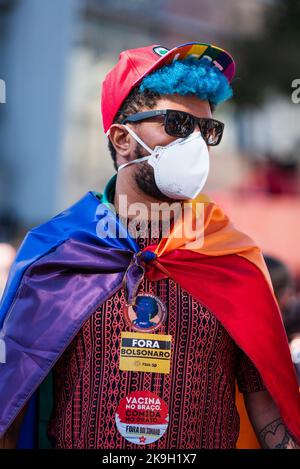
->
xmin=0 ymin=0 xmax=300 ymax=309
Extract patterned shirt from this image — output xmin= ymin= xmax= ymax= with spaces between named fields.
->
xmin=48 ymin=227 xmax=265 ymax=449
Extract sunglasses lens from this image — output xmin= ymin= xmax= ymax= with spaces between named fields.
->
xmin=199 ymin=119 xmax=224 ymax=146
xmin=165 ymin=111 xmax=195 ymax=138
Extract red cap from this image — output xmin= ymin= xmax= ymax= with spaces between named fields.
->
xmin=101 ymin=42 xmax=236 ymax=134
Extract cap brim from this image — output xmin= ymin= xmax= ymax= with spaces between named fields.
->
xmin=132 ymin=41 xmax=236 ymax=89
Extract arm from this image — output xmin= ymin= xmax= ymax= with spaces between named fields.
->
xmin=0 ymin=404 xmax=28 ymax=449
xmin=244 ymin=389 xmax=300 ymax=449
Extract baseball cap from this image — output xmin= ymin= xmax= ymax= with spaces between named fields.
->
xmin=101 ymin=42 xmax=236 ymax=134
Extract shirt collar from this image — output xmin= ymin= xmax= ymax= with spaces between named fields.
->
xmin=101 ymin=174 xmax=117 ymax=206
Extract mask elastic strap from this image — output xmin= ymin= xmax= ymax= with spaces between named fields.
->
xmin=124 ymin=125 xmax=154 ymax=154
xmin=118 ymin=155 xmax=150 ymax=171
xmin=106 ymin=125 xmax=154 ymax=154
xmin=106 ymin=125 xmax=154 ymax=171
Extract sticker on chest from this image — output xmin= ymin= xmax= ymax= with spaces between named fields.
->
xmin=115 ymin=391 xmax=169 ymax=445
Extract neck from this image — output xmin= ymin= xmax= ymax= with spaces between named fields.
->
xmin=114 ymin=173 xmax=178 ymax=224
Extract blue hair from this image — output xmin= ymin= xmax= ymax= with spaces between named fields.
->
xmin=139 ymin=57 xmax=233 ymax=105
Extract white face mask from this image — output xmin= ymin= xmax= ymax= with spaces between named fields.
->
xmin=117 ymin=125 xmax=210 ymax=200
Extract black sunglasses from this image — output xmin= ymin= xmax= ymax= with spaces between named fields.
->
xmin=120 ymin=109 xmax=224 ymax=146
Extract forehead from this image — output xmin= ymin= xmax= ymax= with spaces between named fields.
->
xmin=145 ymin=94 xmax=212 ymax=118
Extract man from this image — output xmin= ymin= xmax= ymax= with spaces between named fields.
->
xmin=0 ymin=42 xmax=300 ymax=449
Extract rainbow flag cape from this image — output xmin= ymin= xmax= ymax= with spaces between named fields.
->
xmin=0 ymin=175 xmax=300 ymax=446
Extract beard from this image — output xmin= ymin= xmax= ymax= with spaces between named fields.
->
xmin=133 ymin=145 xmax=175 ymax=202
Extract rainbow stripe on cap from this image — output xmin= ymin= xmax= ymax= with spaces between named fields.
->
xmin=141 ymin=42 xmax=235 ymax=85
xmin=148 ymin=42 xmax=236 ymax=83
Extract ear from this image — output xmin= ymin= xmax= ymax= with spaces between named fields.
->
xmin=108 ymin=124 xmax=135 ymax=166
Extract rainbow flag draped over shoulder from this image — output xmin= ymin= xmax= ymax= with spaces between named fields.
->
xmin=0 ymin=175 xmax=300 ymax=446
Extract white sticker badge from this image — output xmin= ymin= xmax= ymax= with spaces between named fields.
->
xmin=115 ymin=391 xmax=169 ymax=445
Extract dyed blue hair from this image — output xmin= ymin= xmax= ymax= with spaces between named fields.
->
xmin=139 ymin=57 xmax=233 ymax=105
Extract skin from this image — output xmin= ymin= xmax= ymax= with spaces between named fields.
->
xmin=109 ymin=94 xmax=212 ymax=217
xmin=244 ymin=390 xmax=300 ymax=449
